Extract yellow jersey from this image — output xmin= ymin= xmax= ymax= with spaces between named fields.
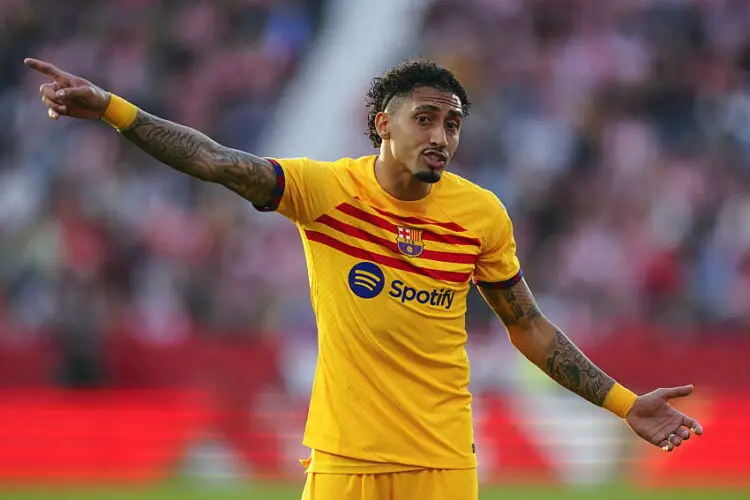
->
xmin=255 ymin=155 xmax=521 ymax=472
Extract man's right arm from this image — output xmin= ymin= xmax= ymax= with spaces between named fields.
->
xmin=24 ymin=57 xmax=277 ymax=207
xmin=120 ymin=110 xmax=277 ymax=206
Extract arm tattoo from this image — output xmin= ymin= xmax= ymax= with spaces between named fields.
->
xmin=480 ymin=279 xmax=615 ymax=407
xmin=500 ymin=285 xmax=542 ymax=325
xmin=545 ymin=330 xmax=615 ymax=406
xmin=120 ymin=111 xmax=277 ymax=205
xmin=478 ymin=279 xmax=542 ymax=328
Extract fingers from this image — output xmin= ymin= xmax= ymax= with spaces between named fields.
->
xmin=56 ymin=86 xmax=93 ymax=100
xmin=676 ymin=427 xmax=691 ymax=440
xmin=660 ymin=384 xmax=695 ymax=400
xmin=37 ymin=83 xmax=93 ymax=120
xmin=24 ymin=58 xmax=66 ymax=79
xmin=39 ymin=81 xmax=58 ymax=95
xmin=658 ymin=422 xmax=703 ymax=453
xmin=39 ymin=82 xmax=61 ymax=104
xmin=659 ymin=440 xmax=674 ymax=452
xmin=669 ymin=433 xmax=682 ymax=446
xmin=44 ymin=99 xmax=67 ymax=117
xmin=40 ymin=83 xmax=93 ymax=104
xmin=658 ymin=433 xmax=682 ymax=452
xmin=39 ymin=83 xmax=68 ymax=117
xmin=683 ymin=415 xmax=704 ymax=436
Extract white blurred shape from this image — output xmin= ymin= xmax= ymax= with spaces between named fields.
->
xmin=0 ymin=168 xmax=42 ymax=231
xmin=261 ymin=0 xmax=431 ymax=160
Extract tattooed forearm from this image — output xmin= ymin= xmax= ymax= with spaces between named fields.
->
xmin=478 ymin=279 xmax=542 ymax=329
xmin=545 ymin=330 xmax=615 ymax=406
xmin=120 ymin=111 xmax=277 ymax=204
xmin=480 ymin=279 xmax=615 ymax=407
xmin=499 ymin=285 xmax=542 ymax=325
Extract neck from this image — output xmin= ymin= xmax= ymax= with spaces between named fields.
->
xmin=374 ymin=150 xmax=432 ymax=202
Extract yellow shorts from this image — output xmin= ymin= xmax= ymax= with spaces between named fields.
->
xmin=301 ymin=468 xmax=478 ymax=500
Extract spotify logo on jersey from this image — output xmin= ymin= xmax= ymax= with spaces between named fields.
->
xmin=348 ymin=262 xmax=456 ymax=309
xmin=348 ymin=262 xmax=385 ymax=299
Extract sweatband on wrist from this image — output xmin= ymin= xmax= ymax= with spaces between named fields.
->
xmin=101 ymin=94 xmax=138 ymax=131
xmin=602 ymin=383 xmax=638 ymax=418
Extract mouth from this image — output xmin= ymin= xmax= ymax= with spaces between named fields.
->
xmin=421 ymin=150 xmax=448 ymax=170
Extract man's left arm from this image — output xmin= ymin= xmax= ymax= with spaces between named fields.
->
xmin=477 ymin=279 xmax=704 ymax=452
xmin=477 ymin=279 xmax=616 ymax=406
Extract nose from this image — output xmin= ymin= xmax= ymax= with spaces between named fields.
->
xmin=429 ymin=127 xmax=448 ymax=148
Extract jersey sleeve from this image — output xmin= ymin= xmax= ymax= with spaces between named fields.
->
xmin=252 ymin=157 xmax=341 ymax=225
xmin=473 ymin=193 xmax=522 ymax=288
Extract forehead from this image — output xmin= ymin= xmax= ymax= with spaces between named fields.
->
xmin=405 ymin=87 xmax=462 ymax=113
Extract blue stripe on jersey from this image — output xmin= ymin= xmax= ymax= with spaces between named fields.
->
xmin=252 ymin=159 xmax=286 ymax=212
xmin=474 ymin=269 xmax=523 ymax=289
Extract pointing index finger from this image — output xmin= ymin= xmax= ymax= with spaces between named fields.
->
xmin=24 ymin=58 xmax=66 ymax=79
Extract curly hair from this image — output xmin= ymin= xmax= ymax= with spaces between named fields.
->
xmin=365 ymin=59 xmax=471 ymax=148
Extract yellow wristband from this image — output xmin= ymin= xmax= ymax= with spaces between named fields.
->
xmin=101 ymin=94 xmax=138 ymax=131
xmin=602 ymin=383 xmax=638 ymax=418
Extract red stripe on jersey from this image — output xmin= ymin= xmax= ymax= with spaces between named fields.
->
xmin=371 ymin=206 xmax=467 ymax=232
xmin=316 ymin=215 xmax=478 ymax=265
xmin=336 ymin=203 xmax=481 ymax=247
xmin=304 ymin=230 xmax=472 ymax=283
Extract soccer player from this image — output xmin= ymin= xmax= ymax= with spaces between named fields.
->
xmin=26 ymin=57 xmax=703 ymax=500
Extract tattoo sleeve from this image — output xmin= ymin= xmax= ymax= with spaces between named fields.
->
xmin=478 ymin=279 xmax=542 ymax=328
xmin=120 ymin=110 xmax=277 ymax=205
xmin=479 ymin=279 xmax=615 ymax=407
xmin=544 ymin=330 xmax=615 ymax=406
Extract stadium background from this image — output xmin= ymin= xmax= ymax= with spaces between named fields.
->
xmin=0 ymin=0 xmax=748 ymax=498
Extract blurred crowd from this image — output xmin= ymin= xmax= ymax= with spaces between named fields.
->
xmin=0 ymin=0 xmax=323 ymax=384
xmin=1 ymin=0 xmax=749 ymax=388
xmin=419 ymin=0 xmax=750 ymax=336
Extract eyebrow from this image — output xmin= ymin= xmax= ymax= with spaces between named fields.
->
xmin=414 ymin=104 xmax=464 ymax=118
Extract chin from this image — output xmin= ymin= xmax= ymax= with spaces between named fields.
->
xmin=414 ymin=170 xmax=442 ymax=184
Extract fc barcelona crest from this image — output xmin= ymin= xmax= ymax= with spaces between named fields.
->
xmin=396 ymin=226 xmax=424 ymax=257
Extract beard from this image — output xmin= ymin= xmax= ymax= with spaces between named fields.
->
xmin=414 ymin=169 xmax=442 ymax=184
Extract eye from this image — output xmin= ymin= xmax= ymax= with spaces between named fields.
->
xmin=416 ymin=115 xmax=430 ymax=125
xmin=447 ymin=121 xmax=460 ymax=131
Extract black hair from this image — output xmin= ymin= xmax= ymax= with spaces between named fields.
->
xmin=364 ymin=59 xmax=471 ymax=148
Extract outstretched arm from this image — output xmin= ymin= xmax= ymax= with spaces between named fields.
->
xmin=25 ymin=57 xmax=277 ymax=206
xmin=478 ymin=279 xmax=615 ymax=406
xmin=118 ymin=111 xmax=276 ymax=204
xmin=479 ymin=278 xmax=704 ymax=452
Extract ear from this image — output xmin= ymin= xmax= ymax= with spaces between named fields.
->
xmin=375 ymin=111 xmax=391 ymax=141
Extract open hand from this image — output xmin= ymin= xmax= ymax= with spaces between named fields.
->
xmin=24 ymin=58 xmax=110 ymax=121
xmin=625 ymin=384 xmax=704 ymax=452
